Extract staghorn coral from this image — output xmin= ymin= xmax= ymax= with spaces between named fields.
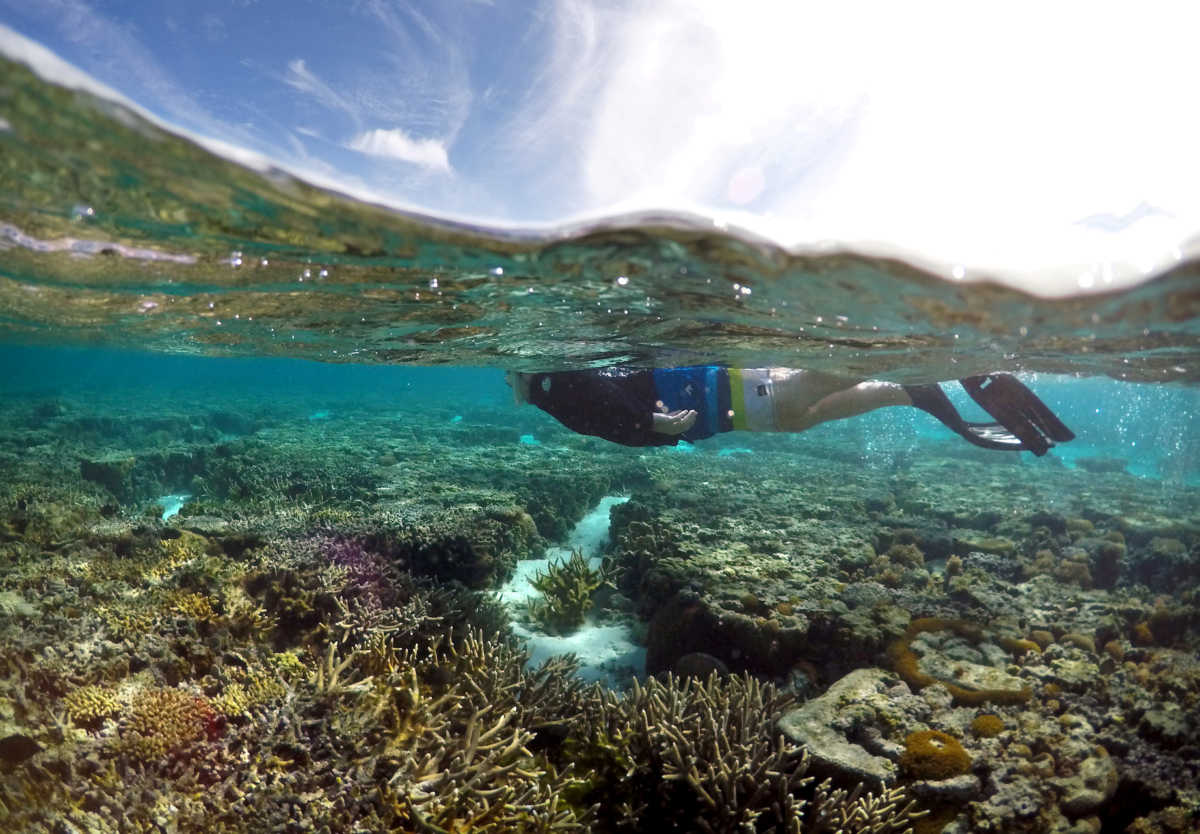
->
xmin=169 ymin=590 xmax=220 ymax=622
xmin=151 ymin=531 xmax=216 ymax=579
xmin=574 ymin=672 xmax=924 ymax=834
xmin=338 ymin=625 xmax=595 ymax=833
xmin=212 ymin=668 xmax=287 ymax=717
xmin=317 ymin=533 xmax=397 ymax=609
xmin=62 ymin=684 xmax=120 ymax=726
xmin=115 ymin=687 xmax=223 ymax=759
xmin=527 ymin=548 xmax=613 ymax=635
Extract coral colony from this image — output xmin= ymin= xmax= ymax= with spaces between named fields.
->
xmin=0 ymin=382 xmax=1195 ymax=834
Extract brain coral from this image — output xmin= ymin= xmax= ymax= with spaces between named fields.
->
xmin=969 ymin=713 xmax=1005 ymax=738
xmin=900 ymin=729 xmax=972 ymax=780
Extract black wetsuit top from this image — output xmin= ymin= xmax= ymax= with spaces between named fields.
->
xmin=526 ymin=368 xmax=676 ymax=447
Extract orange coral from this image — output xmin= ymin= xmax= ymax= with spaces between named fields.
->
xmin=900 ymin=730 xmax=972 ymax=780
xmin=969 ymin=713 xmax=1005 ymax=738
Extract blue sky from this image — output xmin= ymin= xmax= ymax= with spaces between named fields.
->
xmin=3 ymin=1 xmax=1200 ymax=293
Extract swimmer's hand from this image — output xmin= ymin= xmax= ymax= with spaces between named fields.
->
xmin=652 ymin=409 xmax=697 ymax=435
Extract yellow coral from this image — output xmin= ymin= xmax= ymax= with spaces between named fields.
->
xmin=63 ymin=685 xmax=120 ymax=725
xmin=96 ymin=601 xmax=155 ymax=637
xmin=900 ymin=729 xmax=972 ymax=779
xmin=215 ymin=670 xmax=286 ymax=715
xmin=149 ymin=531 xmax=212 ymax=579
xmin=213 ymin=683 xmax=252 ymax=716
xmin=169 ymin=591 xmax=218 ymax=621
xmin=117 ymin=687 xmax=217 ymax=758
xmin=269 ymin=649 xmax=308 ymax=679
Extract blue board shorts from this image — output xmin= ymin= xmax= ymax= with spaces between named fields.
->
xmin=651 ymin=367 xmax=778 ymax=442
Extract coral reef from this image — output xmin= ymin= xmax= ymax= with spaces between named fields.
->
xmin=576 ymin=671 xmax=923 ymax=833
xmin=899 ymin=730 xmax=972 ymax=780
xmin=0 ymin=370 xmax=1197 ymax=834
xmin=527 ymin=547 xmax=613 ymax=634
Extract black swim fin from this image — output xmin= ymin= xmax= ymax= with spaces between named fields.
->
xmin=904 ymin=383 xmax=1034 ymax=453
xmin=960 ymin=374 xmax=1075 ymax=457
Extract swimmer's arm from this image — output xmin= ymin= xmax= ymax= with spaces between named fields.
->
xmin=652 ymin=409 xmax=697 ymax=435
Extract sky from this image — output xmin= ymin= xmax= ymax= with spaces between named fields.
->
xmin=2 ymin=0 xmax=1200 ymax=294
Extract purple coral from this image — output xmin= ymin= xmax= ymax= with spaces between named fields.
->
xmin=318 ymin=535 xmax=396 ymax=609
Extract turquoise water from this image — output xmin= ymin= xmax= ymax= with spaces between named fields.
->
xmin=1 ymin=53 xmax=1198 ymax=834
xmin=5 ymin=346 xmax=1196 ymax=486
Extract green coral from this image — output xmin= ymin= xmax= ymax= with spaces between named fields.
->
xmin=527 ymin=548 xmax=613 ymax=635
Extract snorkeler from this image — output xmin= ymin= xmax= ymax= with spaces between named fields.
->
xmin=507 ymin=367 xmax=1075 ymax=455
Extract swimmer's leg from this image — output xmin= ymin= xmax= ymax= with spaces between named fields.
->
xmin=785 ymin=380 xmax=911 ymax=430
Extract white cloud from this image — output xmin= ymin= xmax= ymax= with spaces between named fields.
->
xmin=506 ymin=0 xmax=1200 ymax=291
xmin=347 ymin=127 xmax=451 ymax=172
xmin=284 ymin=58 xmax=359 ymax=124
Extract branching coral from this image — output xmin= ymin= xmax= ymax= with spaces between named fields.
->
xmin=348 ymin=627 xmax=594 ymax=832
xmin=527 ymin=548 xmax=613 ymax=634
xmin=575 ymin=672 xmax=924 ymax=834
xmin=115 ymin=687 xmax=223 ymax=759
xmin=62 ymin=684 xmax=120 ymax=726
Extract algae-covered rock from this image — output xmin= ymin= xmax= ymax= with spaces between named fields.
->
xmin=1138 ymin=704 xmax=1190 ymax=748
xmin=80 ymin=451 xmax=137 ymax=496
xmin=0 ymin=590 xmax=37 ymax=619
xmin=908 ymin=772 xmax=982 ymax=803
xmin=1057 ymin=748 xmax=1118 ymax=816
xmin=954 ymin=535 xmax=1017 ymax=557
xmin=777 ymin=667 xmax=909 ymax=787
